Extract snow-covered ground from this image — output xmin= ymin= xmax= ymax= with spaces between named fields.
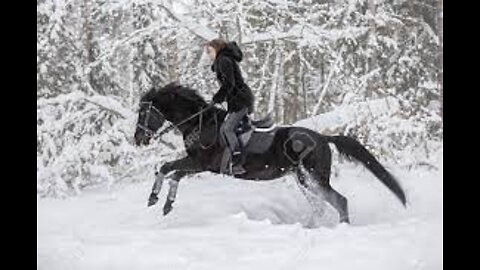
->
xmin=37 ymin=148 xmax=442 ymax=270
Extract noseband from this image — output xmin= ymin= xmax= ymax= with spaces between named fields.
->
xmin=136 ymin=101 xmax=165 ymax=138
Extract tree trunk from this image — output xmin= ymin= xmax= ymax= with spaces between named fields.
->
xmin=438 ymin=0 xmax=443 ymax=121
xmin=367 ymin=0 xmax=377 ymax=97
xmin=278 ymin=54 xmax=285 ymax=124
xmin=82 ymin=0 xmax=96 ymax=92
xmin=311 ymin=45 xmax=344 ymax=116
xmin=236 ymin=0 xmax=242 ymax=44
xmin=268 ymin=49 xmax=281 ymax=120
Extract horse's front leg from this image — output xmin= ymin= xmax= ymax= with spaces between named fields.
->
xmin=162 ymin=171 xmax=188 ymax=215
xmin=147 ymin=156 xmax=201 ymax=215
xmin=147 ymin=171 xmax=165 ymax=207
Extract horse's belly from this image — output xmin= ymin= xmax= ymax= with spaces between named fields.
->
xmin=236 ymin=165 xmax=291 ymax=181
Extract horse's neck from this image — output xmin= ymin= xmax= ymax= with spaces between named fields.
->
xmin=169 ymin=105 xmax=202 ymax=134
xmin=175 ymin=107 xmax=225 ymax=137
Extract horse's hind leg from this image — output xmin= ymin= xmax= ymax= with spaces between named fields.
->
xmin=301 ymin=143 xmax=350 ymax=224
xmin=308 ymin=177 xmax=349 ymax=223
xmin=308 ymin=161 xmax=350 ymax=224
xmin=295 ymin=167 xmax=327 ymax=226
xmin=324 ymin=187 xmax=349 ymax=223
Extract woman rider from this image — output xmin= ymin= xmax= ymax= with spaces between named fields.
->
xmin=206 ymin=38 xmax=254 ymax=175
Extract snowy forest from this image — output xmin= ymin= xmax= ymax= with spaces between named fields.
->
xmin=38 ymin=0 xmax=443 ymax=269
xmin=37 ymin=0 xmax=443 ymax=197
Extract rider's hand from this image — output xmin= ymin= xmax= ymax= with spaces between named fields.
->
xmin=208 ymin=102 xmax=219 ymax=109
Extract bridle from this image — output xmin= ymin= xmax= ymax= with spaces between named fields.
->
xmin=136 ymin=101 xmax=165 ymax=139
xmin=137 ymin=101 xmax=218 ymax=149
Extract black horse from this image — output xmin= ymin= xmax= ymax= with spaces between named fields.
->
xmin=134 ymin=83 xmax=406 ymax=223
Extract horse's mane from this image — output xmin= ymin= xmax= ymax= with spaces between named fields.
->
xmin=140 ymin=87 xmax=158 ymax=102
xmin=141 ymin=82 xmax=207 ymax=107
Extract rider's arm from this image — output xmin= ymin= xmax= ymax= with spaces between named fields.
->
xmin=213 ymin=57 xmax=235 ymax=104
xmin=212 ymin=87 xmax=226 ymax=104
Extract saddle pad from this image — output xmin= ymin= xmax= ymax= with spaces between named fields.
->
xmin=244 ymin=128 xmax=277 ymax=154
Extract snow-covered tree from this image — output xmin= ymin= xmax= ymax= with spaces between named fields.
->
xmin=37 ymin=0 xmax=443 ymax=197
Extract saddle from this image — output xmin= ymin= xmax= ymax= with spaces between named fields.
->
xmin=234 ymin=113 xmax=277 ymax=154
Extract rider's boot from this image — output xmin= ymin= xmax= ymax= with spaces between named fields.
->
xmin=220 ymin=148 xmax=246 ymax=175
xmin=232 ymin=151 xmax=246 ymax=175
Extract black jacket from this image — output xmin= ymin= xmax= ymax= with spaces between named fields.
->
xmin=211 ymin=42 xmax=254 ymax=113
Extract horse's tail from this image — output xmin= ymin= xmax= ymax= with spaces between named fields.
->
xmin=326 ymin=135 xmax=407 ymax=207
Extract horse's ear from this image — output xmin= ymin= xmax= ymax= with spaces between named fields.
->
xmin=142 ymin=87 xmax=156 ymax=101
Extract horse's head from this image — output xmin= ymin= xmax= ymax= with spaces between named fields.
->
xmin=134 ymin=88 xmax=168 ymax=146
xmin=134 ymin=83 xmax=208 ymax=146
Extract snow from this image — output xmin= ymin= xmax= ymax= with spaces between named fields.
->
xmin=296 ymin=97 xmax=400 ymax=134
xmin=37 ymin=91 xmax=132 ymax=119
xmin=37 ymin=150 xmax=442 ymax=269
xmin=143 ymin=43 xmax=155 ymax=58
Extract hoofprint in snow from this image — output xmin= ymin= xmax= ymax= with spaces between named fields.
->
xmin=37 ymin=149 xmax=442 ymax=270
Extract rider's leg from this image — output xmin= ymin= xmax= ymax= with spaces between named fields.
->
xmin=219 ymin=146 xmax=232 ymax=174
xmin=220 ymin=107 xmax=248 ymax=175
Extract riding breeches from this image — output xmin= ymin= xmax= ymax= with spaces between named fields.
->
xmin=220 ymin=107 xmax=248 ymax=152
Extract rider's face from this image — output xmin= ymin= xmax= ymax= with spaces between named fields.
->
xmin=207 ymin=46 xmax=216 ymax=61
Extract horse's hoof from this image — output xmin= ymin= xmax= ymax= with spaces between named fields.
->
xmin=147 ymin=194 xmax=159 ymax=207
xmin=339 ymin=218 xmax=350 ymax=224
xmin=163 ymin=200 xmax=173 ymax=215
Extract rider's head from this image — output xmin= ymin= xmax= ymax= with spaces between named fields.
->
xmin=206 ymin=38 xmax=227 ymax=61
